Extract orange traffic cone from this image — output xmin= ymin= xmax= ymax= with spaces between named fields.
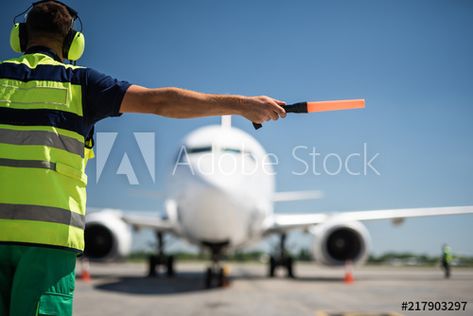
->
xmin=344 ymin=260 xmax=354 ymax=284
xmin=78 ymin=257 xmax=92 ymax=282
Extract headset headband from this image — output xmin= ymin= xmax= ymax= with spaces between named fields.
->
xmin=13 ymin=1 xmax=82 ymax=32
xmin=33 ymin=0 xmax=78 ymax=18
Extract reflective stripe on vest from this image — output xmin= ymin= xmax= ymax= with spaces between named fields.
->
xmin=0 ymin=127 xmax=84 ymax=157
xmin=0 ymin=203 xmax=85 ymax=229
xmin=0 ymin=157 xmax=55 ymax=170
xmin=0 ymin=53 xmax=89 ymax=252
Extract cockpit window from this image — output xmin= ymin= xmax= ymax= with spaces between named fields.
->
xmin=182 ymin=146 xmax=255 ymax=161
xmin=186 ymin=146 xmax=212 ymax=154
xmin=221 ymin=147 xmax=242 ymax=154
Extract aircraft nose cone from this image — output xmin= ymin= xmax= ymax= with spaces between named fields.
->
xmin=187 ymin=151 xmax=261 ymax=200
xmin=179 ymin=182 xmax=248 ymax=244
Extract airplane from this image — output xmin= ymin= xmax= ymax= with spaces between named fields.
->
xmin=83 ymin=116 xmax=473 ymax=287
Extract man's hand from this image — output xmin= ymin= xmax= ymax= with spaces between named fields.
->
xmin=239 ymin=96 xmax=287 ymax=124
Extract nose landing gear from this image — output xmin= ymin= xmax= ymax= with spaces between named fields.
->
xmin=203 ymin=241 xmax=231 ymax=288
xmin=205 ymin=264 xmax=230 ymax=288
xmin=147 ymin=232 xmax=175 ymax=277
xmin=268 ymin=233 xmax=295 ymax=278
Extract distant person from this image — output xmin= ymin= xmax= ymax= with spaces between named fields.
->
xmin=0 ymin=1 xmax=286 ymax=315
xmin=441 ymin=244 xmax=453 ymax=278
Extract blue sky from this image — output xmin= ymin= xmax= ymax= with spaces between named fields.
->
xmin=2 ymin=0 xmax=472 ymax=256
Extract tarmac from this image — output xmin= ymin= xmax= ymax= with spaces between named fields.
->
xmin=74 ymin=262 xmax=473 ymax=316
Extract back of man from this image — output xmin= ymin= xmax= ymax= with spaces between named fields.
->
xmin=0 ymin=2 xmax=131 ymax=315
xmin=0 ymin=1 xmax=285 ymax=315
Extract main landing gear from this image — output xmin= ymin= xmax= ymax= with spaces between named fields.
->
xmin=203 ymin=242 xmax=230 ymax=288
xmin=147 ymin=232 xmax=175 ymax=277
xmin=268 ymin=233 xmax=294 ymax=278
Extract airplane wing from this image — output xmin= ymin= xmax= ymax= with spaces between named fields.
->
xmin=272 ymin=190 xmax=324 ymax=202
xmin=265 ymin=205 xmax=473 ymax=234
xmin=121 ymin=213 xmax=175 ymax=233
xmin=87 ymin=199 xmax=179 ymax=234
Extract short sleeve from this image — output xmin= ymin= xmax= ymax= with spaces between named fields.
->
xmin=83 ymin=68 xmax=131 ymax=124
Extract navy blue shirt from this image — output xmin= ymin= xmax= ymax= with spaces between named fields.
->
xmin=12 ymin=46 xmax=131 ymax=138
xmin=82 ymin=67 xmax=130 ymax=124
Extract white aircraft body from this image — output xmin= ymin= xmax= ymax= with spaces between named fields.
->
xmin=85 ymin=117 xmax=473 ymax=286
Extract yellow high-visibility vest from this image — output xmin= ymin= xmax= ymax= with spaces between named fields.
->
xmin=0 ymin=52 xmax=94 ymax=252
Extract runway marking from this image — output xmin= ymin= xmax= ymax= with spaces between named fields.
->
xmin=315 ymin=311 xmax=403 ymax=316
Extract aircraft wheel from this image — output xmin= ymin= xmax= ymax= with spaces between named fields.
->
xmin=205 ymin=267 xmax=213 ymax=288
xmin=286 ymin=257 xmax=294 ymax=278
xmin=166 ymin=255 xmax=175 ymax=277
xmin=147 ymin=255 xmax=157 ymax=277
xmin=268 ymin=256 xmax=276 ymax=277
xmin=217 ymin=267 xmax=225 ymax=287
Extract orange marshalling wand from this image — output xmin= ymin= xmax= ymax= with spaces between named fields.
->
xmin=253 ymin=99 xmax=365 ymax=129
xmin=306 ymin=99 xmax=365 ymax=113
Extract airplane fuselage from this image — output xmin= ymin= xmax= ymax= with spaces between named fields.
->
xmin=168 ymin=125 xmax=274 ymax=248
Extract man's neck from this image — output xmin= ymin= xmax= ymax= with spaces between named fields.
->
xmin=26 ymin=40 xmax=64 ymax=61
xmin=24 ymin=46 xmax=63 ymax=62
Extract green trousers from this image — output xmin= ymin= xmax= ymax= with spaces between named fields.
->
xmin=0 ymin=244 xmax=76 ymax=316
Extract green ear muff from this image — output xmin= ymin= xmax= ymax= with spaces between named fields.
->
xmin=10 ymin=23 xmax=23 ymax=53
xmin=67 ymin=31 xmax=85 ymax=61
xmin=11 ymin=2 xmax=85 ymax=61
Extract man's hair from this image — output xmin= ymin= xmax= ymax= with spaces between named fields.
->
xmin=26 ymin=1 xmax=73 ymax=43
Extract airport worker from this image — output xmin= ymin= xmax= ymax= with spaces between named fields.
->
xmin=0 ymin=1 xmax=286 ymax=315
xmin=441 ymin=244 xmax=453 ymax=278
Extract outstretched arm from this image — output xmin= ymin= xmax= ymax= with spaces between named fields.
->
xmin=119 ymin=85 xmax=286 ymax=124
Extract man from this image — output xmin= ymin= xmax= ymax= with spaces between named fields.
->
xmin=441 ymin=244 xmax=453 ymax=279
xmin=0 ymin=1 xmax=286 ymax=315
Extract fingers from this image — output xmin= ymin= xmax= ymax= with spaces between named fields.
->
xmin=273 ymin=103 xmax=287 ymax=118
xmin=268 ymin=99 xmax=286 ymax=118
xmin=273 ymin=98 xmax=286 ymax=106
xmin=269 ymin=110 xmax=279 ymax=121
xmin=255 ymin=111 xmax=276 ymax=123
xmin=260 ymin=96 xmax=287 ymax=119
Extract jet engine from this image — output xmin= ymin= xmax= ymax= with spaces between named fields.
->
xmin=310 ymin=220 xmax=370 ymax=266
xmin=84 ymin=210 xmax=132 ymax=261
